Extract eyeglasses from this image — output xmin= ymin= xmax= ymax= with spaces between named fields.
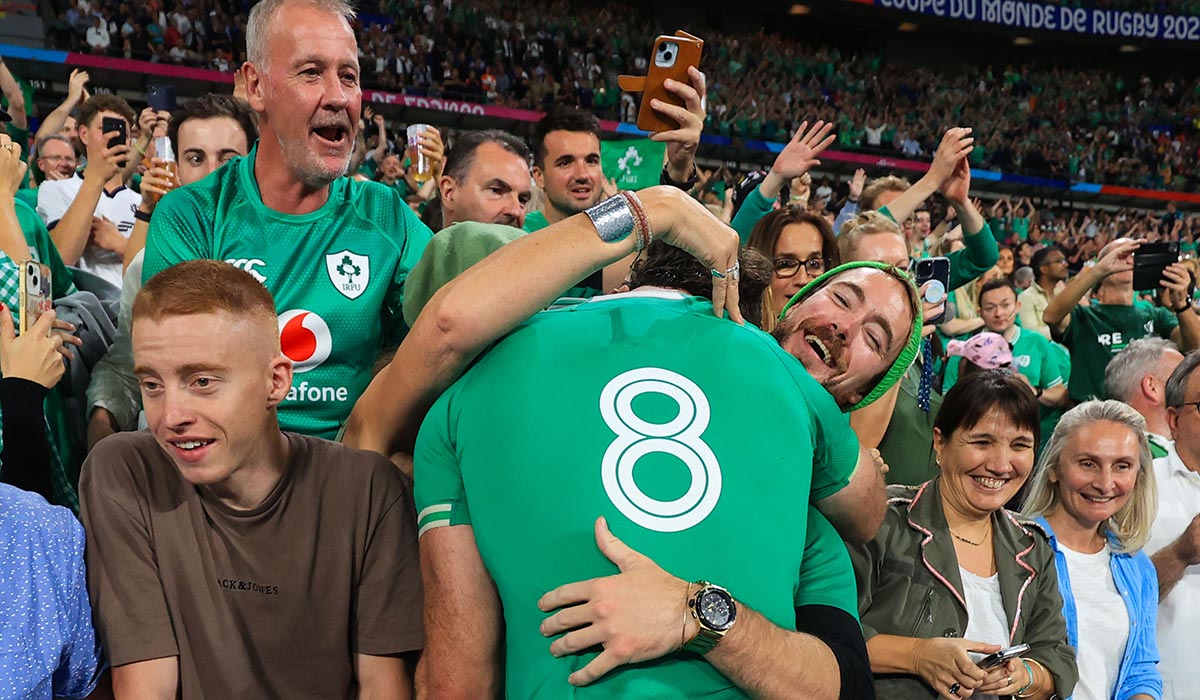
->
xmin=1172 ymin=401 xmax=1200 ymax=413
xmin=774 ymin=256 xmax=827 ymax=279
xmin=40 ymin=155 xmax=76 ymax=163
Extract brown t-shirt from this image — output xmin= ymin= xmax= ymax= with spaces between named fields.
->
xmin=79 ymin=431 xmax=423 ymax=697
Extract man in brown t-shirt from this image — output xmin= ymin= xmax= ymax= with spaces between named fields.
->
xmin=79 ymin=259 xmax=423 ymax=697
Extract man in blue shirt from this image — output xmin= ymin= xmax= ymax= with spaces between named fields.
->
xmin=0 ymin=483 xmax=105 ymax=698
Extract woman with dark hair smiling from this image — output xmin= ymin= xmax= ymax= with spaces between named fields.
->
xmin=746 ymin=207 xmax=838 ymax=330
xmin=851 ymin=370 xmax=1077 ymax=699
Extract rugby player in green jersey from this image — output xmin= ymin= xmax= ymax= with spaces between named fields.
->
xmin=346 ymin=185 xmax=922 ymax=698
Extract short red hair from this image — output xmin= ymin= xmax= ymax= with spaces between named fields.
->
xmin=134 ymin=260 xmax=277 ymax=326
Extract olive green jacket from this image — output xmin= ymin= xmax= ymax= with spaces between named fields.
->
xmin=849 ymin=479 xmax=1078 ymax=699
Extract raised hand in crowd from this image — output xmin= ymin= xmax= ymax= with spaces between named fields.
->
xmin=1044 ymin=237 xmax=1139 ymax=331
xmin=33 ymin=69 xmax=89 ymax=149
xmin=848 ymin=167 xmax=866 ymax=203
xmin=0 ymin=133 xmax=33 ymax=263
xmin=84 ymin=132 xmax=130 ymax=189
xmin=1154 ymin=513 xmax=1200 ymax=599
xmin=1161 ymin=262 xmax=1194 ymax=311
xmin=406 ymin=124 xmax=446 ymax=197
xmin=758 ymin=120 xmax=836 ymax=203
xmin=647 ymin=65 xmax=706 ymax=185
xmin=884 ymin=127 xmax=973 ymax=224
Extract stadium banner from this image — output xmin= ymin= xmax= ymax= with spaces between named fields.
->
xmin=856 ymin=0 xmax=1200 ymax=41
xmin=362 ymin=90 xmax=543 ymax=121
xmin=4 ymin=43 xmax=1200 ymax=204
xmin=601 ymin=139 xmax=666 ymax=190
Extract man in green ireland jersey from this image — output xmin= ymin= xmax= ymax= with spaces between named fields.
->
xmin=143 ymin=0 xmax=433 ymax=439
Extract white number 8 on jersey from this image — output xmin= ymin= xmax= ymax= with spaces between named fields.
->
xmin=599 ymin=367 xmax=722 ymax=533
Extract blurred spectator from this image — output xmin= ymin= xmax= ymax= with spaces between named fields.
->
xmin=1019 ymin=246 xmax=1069 ymax=339
xmin=35 ymin=136 xmax=78 ymax=183
xmin=437 ymin=129 xmax=532 ymax=229
xmin=525 ymin=107 xmax=606 ymax=233
xmin=1045 ymin=238 xmax=1200 ymax=404
xmin=1024 ymin=400 xmax=1163 ymax=700
xmin=745 ymin=207 xmax=839 ymax=329
xmin=1105 ymin=337 xmax=1184 ymax=457
xmin=36 ymin=94 xmax=139 ymax=289
xmin=87 ymin=93 xmax=258 ymax=449
xmin=945 ymin=281 xmax=1067 ymax=412
xmin=1145 ymin=352 xmax=1200 ymax=700
xmin=850 ymin=371 xmax=1078 ymax=698
xmin=0 ymin=478 xmax=105 ymax=698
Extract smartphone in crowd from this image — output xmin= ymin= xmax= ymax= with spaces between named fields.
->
xmin=1132 ymin=241 xmax=1180 ymax=291
xmin=618 ymin=31 xmax=704 ymax=133
xmin=914 ymin=256 xmax=950 ymax=325
xmin=146 ymin=84 xmax=177 ymax=113
xmin=977 ymin=643 xmax=1030 ymax=670
xmin=18 ymin=261 xmax=52 ymax=336
xmin=102 ymin=115 xmax=128 ymax=167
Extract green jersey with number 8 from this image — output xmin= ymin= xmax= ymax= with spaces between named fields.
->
xmin=415 ymin=290 xmax=860 ymax=698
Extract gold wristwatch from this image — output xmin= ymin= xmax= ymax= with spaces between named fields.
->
xmin=682 ymin=581 xmax=737 ymax=654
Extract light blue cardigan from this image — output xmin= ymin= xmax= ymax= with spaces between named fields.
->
xmin=1034 ymin=516 xmax=1162 ymax=700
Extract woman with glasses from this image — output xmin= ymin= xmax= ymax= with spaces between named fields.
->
xmin=747 ymin=206 xmax=839 ymax=330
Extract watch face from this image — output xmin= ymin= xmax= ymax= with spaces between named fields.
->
xmin=698 ymin=589 xmax=735 ymax=630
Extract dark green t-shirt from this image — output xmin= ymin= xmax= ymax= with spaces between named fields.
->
xmin=878 ymin=364 xmax=940 ymax=487
xmin=1063 ymin=301 xmax=1178 ymax=402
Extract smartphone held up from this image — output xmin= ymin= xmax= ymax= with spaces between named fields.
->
xmin=617 ymin=30 xmax=704 ymax=133
xmin=19 ymin=261 xmax=52 ymax=336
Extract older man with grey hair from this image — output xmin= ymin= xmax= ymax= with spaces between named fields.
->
xmin=1105 ymin=337 xmax=1184 ymax=458
xmin=141 ymin=0 xmax=436 ymax=440
xmin=1147 ymin=351 xmax=1200 ymax=700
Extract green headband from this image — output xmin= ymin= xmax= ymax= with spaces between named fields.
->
xmin=777 ymin=261 xmax=925 ymax=412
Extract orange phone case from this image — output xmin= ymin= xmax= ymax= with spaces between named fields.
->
xmin=617 ymin=31 xmax=704 ymax=134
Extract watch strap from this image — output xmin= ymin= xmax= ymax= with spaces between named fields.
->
xmin=661 ymin=163 xmax=700 ymax=190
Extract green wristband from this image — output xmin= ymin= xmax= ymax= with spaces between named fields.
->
xmin=1015 ymin=659 xmax=1035 ymax=696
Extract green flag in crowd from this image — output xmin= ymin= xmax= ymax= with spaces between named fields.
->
xmin=601 ymin=138 xmax=666 ymax=191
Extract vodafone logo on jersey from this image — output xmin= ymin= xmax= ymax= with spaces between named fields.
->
xmin=278 ymin=310 xmax=332 ymax=373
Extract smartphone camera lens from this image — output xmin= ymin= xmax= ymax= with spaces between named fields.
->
xmin=663 ymin=50 xmax=673 ymax=62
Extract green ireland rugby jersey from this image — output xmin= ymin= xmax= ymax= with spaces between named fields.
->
xmin=143 ymin=145 xmax=432 ymax=439
xmin=415 ymin=290 xmax=860 ymax=699
xmin=1064 ymin=300 xmax=1177 ymax=402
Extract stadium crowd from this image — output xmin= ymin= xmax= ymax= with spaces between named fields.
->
xmin=6 ymin=0 xmax=1200 ymax=697
xmin=33 ymin=0 xmax=1200 ymax=191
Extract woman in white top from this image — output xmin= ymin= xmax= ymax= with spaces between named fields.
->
xmin=1023 ymin=400 xmax=1163 ymax=700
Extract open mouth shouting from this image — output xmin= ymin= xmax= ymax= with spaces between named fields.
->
xmin=311 ymin=122 xmax=351 ymax=150
xmin=799 ymin=326 xmax=845 ymax=373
